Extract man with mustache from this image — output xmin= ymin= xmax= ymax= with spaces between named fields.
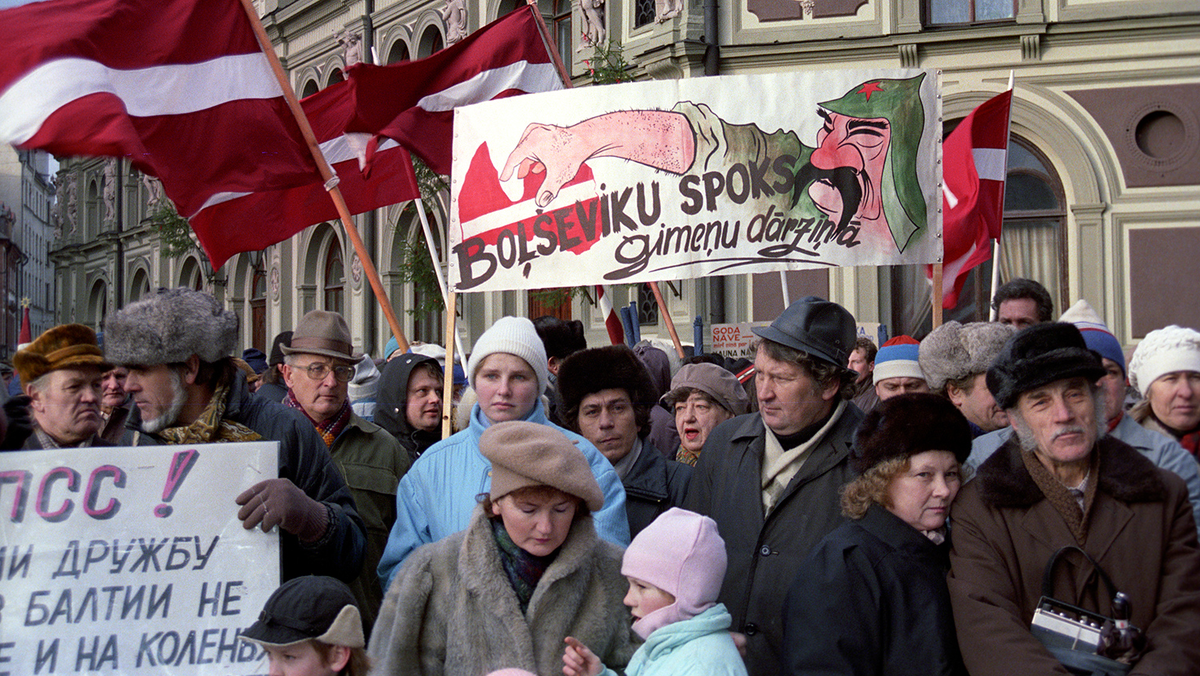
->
xmin=947 ymin=322 xmax=1200 ymax=675
xmin=500 ymin=74 xmax=929 ymax=254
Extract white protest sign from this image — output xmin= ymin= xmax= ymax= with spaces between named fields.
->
xmin=450 ymin=68 xmax=942 ymax=292
xmin=710 ymin=323 xmax=769 ymax=359
xmin=0 ymin=443 xmax=280 ymax=675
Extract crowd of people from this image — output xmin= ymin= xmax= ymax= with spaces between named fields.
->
xmin=2 ymin=276 xmax=1198 ymax=676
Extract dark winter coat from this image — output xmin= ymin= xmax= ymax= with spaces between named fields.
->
xmin=784 ymin=504 xmax=966 ymax=676
xmin=375 ymin=354 xmax=443 ymax=463
xmin=948 ymin=435 xmax=1200 ymax=676
xmin=133 ymin=370 xmax=367 ymax=583
xmin=329 ymin=413 xmax=411 ymax=636
xmin=682 ymin=404 xmax=863 ymax=676
xmin=624 ymin=439 xmax=692 ymax=537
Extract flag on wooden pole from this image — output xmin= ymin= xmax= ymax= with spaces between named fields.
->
xmin=0 ymin=0 xmax=319 ymax=226
xmin=930 ymin=90 xmax=1013 ymax=308
xmin=347 ymin=5 xmax=564 ymax=176
xmin=596 ymin=285 xmax=625 ymax=345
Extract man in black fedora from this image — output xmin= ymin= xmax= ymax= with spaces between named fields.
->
xmin=684 ymin=295 xmax=862 ymax=676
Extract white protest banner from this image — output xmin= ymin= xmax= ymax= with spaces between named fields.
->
xmin=0 ymin=443 xmax=280 ymax=675
xmin=710 ymin=323 xmax=769 ymax=359
xmin=450 ymin=68 xmax=942 ymax=292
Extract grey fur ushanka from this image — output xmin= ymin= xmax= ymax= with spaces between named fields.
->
xmin=368 ymin=505 xmax=639 ymax=676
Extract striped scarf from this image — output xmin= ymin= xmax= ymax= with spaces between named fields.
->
xmin=284 ymin=390 xmax=351 ymax=446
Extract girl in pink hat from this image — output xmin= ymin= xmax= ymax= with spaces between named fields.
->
xmin=563 ymin=508 xmax=747 ymax=676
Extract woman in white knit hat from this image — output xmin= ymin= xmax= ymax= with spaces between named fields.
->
xmin=370 ymin=421 xmax=637 ymax=676
xmin=1129 ymin=325 xmax=1200 ymax=460
xmin=375 ymin=317 xmax=630 ymax=590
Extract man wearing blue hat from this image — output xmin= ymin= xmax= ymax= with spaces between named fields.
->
xmin=683 ymin=295 xmax=862 ymax=676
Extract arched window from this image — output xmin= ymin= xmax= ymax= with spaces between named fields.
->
xmin=418 ymin=26 xmax=443 ymax=58
xmin=328 ymin=68 xmax=344 ymax=87
xmin=129 ymin=268 xmax=150 ymax=303
xmin=251 ymin=270 xmax=267 ymax=352
xmin=300 ymin=79 xmax=319 ymax=98
xmin=324 ymin=238 xmax=345 ymax=315
xmin=386 ymin=39 xmax=410 ymax=64
xmin=89 ymin=280 xmax=107 ymax=329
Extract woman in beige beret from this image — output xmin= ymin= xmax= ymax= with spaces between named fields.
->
xmin=368 ymin=420 xmax=637 ymax=676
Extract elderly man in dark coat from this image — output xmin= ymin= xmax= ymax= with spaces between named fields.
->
xmin=104 ymin=288 xmax=366 ymax=584
xmin=948 ymin=322 xmax=1200 ymax=675
xmin=683 ymin=296 xmax=862 ymax=676
xmin=557 ymin=344 xmax=692 ymax=537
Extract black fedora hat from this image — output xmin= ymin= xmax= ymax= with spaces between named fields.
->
xmin=752 ymin=296 xmax=856 ymax=367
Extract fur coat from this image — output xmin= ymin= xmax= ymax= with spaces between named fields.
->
xmin=948 ymin=435 xmax=1200 ymax=676
xmin=369 ymin=504 xmax=639 ymax=676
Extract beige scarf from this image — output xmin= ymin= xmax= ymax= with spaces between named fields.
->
xmin=158 ymin=373 xmax=262 ymax=445
xmin=761 ymin=400 xmax=847 ymax=513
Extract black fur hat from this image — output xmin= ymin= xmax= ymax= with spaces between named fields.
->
xmin=852 ymin=393 xmax=972 ymax=473
xmin=986 ymin=322 xmax=1106 ymax=410
xmin=557 ymin=344 xmax=659 ymax=436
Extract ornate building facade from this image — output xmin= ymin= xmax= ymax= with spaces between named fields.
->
xmin=50 ymin=0 xmax=1200 ymax=357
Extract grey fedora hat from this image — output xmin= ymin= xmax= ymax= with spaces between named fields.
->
xmin=752 ymin=296 xmax=856 ymax=367
xmin=281 ymin=310 xmax=361 ymax=362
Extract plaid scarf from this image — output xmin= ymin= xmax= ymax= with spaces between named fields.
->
xmin=158 ymin=373 xmax=262 ymax=445
xmin=1021 ymin=449 xmax=1099 ymax=544
xmin=284 ymin=390 xmax=351 ymax=447
xmin=491 ymin=518 xmax=557 ymax=614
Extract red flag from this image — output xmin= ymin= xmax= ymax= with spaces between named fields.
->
xmin=17 ymin=307 xmax=31 ymax=345
xmin=190 ymin=80 xmax=420 ymax=269
xmin=0 ymin=0 xmax=321 ymax=224
xmin=930 ymin=90 xmax=1013 ymax=308
xmin=596 ymin=285 xmax=625 ymax=345
xmin=347 ymin=5 xmax=564 ymax=176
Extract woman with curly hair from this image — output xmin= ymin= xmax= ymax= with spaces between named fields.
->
xmin=782 ymin=393 xmax=971 ymax=676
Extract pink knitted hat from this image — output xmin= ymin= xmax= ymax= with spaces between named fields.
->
xmin=621 ymin=508 xmax=727 ymax=640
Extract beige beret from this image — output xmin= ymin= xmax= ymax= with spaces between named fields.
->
xmin=480 ymin=421 xmax=604 ymax=512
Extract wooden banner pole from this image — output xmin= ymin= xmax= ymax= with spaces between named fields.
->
xmin=442 ymin=291 xmax=458 ymax=438
xmin=931 ymin=263 xmax=944 ymax=328
xmin=649 ymin=282 xmax=686 ymax=359
xmin=239 ymin=0 xmax=410 ymax=353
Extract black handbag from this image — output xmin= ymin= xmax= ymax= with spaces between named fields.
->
xmin=1029 ymin=545 xmax=1143 ymax=676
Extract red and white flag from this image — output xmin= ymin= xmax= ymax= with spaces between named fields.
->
xmin=347 ymin=5 xmax=564 ymax=176
xmin=190 ymin=80 xmax=420 ymax=269
xmin=930 ymin=90 xmax=1013 ymax=308
xmin=0 ymin=0 xmax=320 ymax=229
xmin=595 ymin=285 xmax=625 ymax=345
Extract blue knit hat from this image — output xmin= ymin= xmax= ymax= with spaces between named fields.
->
xmin=873 ymin=335 xmax=924 ymax=384
xmin=1059 ymin=299 xmax=1125 ymax=375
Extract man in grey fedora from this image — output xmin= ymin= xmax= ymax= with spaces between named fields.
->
xmin=104 ymin=288 xmax=366 ymax=585
xmin=683 ymin=295 xmax=863 ymax=676
xmin=281 ymin=310 xmax=411 ymax=634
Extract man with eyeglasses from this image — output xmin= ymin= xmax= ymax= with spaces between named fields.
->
xmin=104 ymin=289 xmax=366 ymax=587
xmin=280 ymin=309 xmax=410 ymax=635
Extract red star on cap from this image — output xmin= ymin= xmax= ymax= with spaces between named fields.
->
xmin=857 ymin=81 xmax=885 ymax=101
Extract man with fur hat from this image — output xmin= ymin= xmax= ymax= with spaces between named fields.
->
xmin=919 ymin=320 xmax=1015 ymax=437
xmin=683 ymin=295 xmax=863 ymax=676
xmin=557 ymin=345 xmax=693 ymax=537
xmin=104 ymin=288 xmax=366 ymax=584
xmin=281 ymin=310 xmax=411 ymax=634
xmin=13 ymin=324 xmax=111 ymax=449
xmin=948 ymin=322 xmax=1200 ymax=675
xmin=967 ymin=301 xmax=1200 ymax=534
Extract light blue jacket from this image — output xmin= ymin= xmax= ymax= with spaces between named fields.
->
xmin=377 ymin=403 xmax=630 ymax=589
xmin=966 ymin=415 xmax=1200 ymax=535
xmin=600 ymin=604 xmax=747 ymax=676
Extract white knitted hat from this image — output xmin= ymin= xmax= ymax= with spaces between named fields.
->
xmin=466 ymin=316 xmax=549 ymax=395
xmin=1128 ymin=325 xmax=1200 ymax=396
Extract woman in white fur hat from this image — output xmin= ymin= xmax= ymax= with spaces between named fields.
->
xmin=375 ymin=317 xmax=630 ymax=590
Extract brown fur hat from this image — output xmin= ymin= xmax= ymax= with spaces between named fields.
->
xmin=557 ymin=345 xmax=659 ymax=437
xmin=852 ymin=392 xmax=972 ymax=473
xmin=14 ymin=324 xmax=111 ymax=383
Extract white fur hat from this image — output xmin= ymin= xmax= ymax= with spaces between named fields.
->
xmin=1128 ymin=325 xmax=1200 ymax=396
xmin=466 ymin=317 xmax=549 ymax=395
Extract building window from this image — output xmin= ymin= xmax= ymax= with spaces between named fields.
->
xmin=637 ymin=283 xmax=658 ymax=326
xmin=324 ymin=239 xmax=344 ymax=316
xmin=251 ymin=270 xmax=267 ymax=352
xmin=634 ymin=0 xmax=655 ymax=28
xmin=926 ymin=0 xmax=1014 ymax=26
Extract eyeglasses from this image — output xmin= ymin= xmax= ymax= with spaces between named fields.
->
xmin=299 ymin=363 xmax=355 ymax=382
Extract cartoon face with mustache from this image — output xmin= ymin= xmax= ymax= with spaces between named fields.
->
xmin=797 ymin=109 xmax=892 ymax=233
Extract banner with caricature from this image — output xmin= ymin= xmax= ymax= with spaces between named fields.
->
xmin=449 ymin=68 xmax=942 ymax=292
